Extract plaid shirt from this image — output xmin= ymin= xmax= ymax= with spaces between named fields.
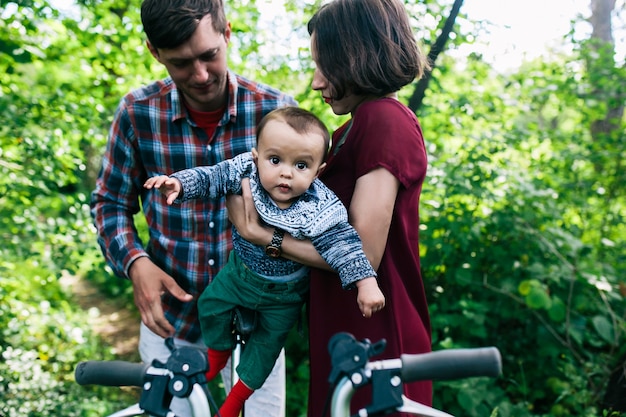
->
xmin=90 ymin=71 xmax=296 ymax=341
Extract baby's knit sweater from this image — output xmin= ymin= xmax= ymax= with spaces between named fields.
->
xmin=171 ymin=152 xmax=376 ymax=288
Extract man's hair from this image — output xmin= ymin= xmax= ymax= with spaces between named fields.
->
xmin=307 ymin=0 xmax=430 ymax=101
xmin=141 ymin=0 xmax=227 ymax=49
xmin=257 ymin=107 xmax=331 ymax=159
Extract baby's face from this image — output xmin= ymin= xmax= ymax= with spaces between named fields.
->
xmin=252 ymin=119 xmax=326 ymax=209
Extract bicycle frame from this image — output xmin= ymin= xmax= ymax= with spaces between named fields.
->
xmin=331 ymin=375 xmax=456 ymax=417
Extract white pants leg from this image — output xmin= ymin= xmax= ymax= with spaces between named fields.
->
xmin=139 ymin=322 xmax=286 ymax=417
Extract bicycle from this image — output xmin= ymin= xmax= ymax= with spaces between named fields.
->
xmin=75 ymin=328 xmax=502 ymax=417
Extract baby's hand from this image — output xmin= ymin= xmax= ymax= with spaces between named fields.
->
xmin=356 ymin=277 xmax=385 ymax=318
xmin=144 ymin=175 xmax=182 ymax=205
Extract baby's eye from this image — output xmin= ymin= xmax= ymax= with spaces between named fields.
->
xmin=270 ymin=156 xmax=280 ymax=165
xmin=296 ymin=161 xmax=308 ymax=170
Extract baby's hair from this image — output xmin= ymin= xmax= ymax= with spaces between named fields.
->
xmin=257 ymin=107 xmax=331 ymax=158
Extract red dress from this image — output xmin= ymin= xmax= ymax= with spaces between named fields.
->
xmin=308 ymin=98 xmax=432 ymax=417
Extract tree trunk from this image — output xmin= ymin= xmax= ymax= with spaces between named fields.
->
xmin=592 ymin=0 xmax=626 ymax=411
xmin=408 ymin=0 xmax=464 ymax=113
xmin=588 ymin=0 xmax=624 ymax=167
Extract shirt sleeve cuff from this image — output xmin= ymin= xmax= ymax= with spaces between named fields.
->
xmin=123 ymin=251 xmax=150 ymax=279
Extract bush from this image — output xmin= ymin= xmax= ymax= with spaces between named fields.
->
xmin=0 ymin=256 xmax=138 ymax=416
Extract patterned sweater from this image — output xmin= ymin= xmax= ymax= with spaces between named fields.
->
xmin=171 ymin=152 xmax=376 ymax=288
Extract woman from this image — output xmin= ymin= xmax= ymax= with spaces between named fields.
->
xmin=229 ymin=0 xmax=432 ymax=415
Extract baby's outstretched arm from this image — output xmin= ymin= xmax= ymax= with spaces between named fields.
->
xmin=355 ymin=277 xmax=385 ymax=318
xmin=144 ymin=175 xmax=182 ymax=205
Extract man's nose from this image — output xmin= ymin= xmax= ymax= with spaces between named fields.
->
xmin=191 ymin=60 xmax=210 ymax=83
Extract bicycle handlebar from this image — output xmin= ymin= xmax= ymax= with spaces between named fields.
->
xmin=75 ymin=356 xmax=213 ymax=417
xmin=74 ymin=334 xmax=502 ymax=417
xmin=400 ymin=346 xmax=501 ymax=382
xmin=327 ymin=334 xmax=502 ymax=417
xmin=74 ymin=347 xmax=502 ymax=388
xmin=75 ymin=360 xmax=150 ymax=387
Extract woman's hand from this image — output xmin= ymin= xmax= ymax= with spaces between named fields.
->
xmin=228 ymin=178 xmax=330 ymax=269
xmin=226 ymin=178 xmax=273 ymax=245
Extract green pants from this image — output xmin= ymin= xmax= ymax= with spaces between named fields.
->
xmin=198 ymin=251 xmax=309 ymax=389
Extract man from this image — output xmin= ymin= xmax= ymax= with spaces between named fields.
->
xmin=90 ymin=0 xmax=296 ymax=415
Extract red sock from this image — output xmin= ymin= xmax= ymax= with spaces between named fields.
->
xmin=215 ymin=380 xmax=254 ymax=417
xmin=205 ymin=349 xmax=231 ymax=381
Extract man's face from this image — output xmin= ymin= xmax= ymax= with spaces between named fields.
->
xmin=148 ymin=15 xmax=231 ymax=111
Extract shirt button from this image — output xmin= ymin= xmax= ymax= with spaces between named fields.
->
xmin=208 ymin=259 xmax=215 ymax=266
xmin=207 ymin=145 xmax=212 ymax=151
xmin=209 ymin=221 xmax=215 ymax=228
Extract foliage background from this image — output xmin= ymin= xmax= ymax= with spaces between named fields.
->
xmin=0 ymin=0 xmax=624 ymax=416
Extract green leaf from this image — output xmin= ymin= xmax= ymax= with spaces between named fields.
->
xmin=525 ymin=286 xmax=552 ymax=310
xmin=518 ymin=280 xmax=533 ymax=296
xmin=457 ymin=389 xmax=481 ymax=410
xmin=548 ymin=297 xmax=566 ymax=322
xmin=591 ymin=315 xmax=614 ymax=345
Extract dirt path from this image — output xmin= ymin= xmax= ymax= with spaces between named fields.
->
xmin=61 ymin=272 xmax=140 ymax=361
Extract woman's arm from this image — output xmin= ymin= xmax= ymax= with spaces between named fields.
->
xmin=226 ymin=170 xmax=400 ymax=271
xmin=349 ymin=167 xmax=400 ymax=270
xmin=226 ymin=178 xmax=331 ymax=270
xmin=282 ymin=233 xmax=330 ymax=269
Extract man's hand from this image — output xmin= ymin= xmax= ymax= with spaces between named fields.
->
xmin=128 ymin=257 xmax=193 ymax=338
xmin=356 ymin=277 xmax=386 ymax=318
xmin=144 ymin=175 xmax=182 ymax=205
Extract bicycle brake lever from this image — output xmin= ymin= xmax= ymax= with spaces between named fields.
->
xmin=327 ymin=333 xmax=387 ymax=386
xmin=369 ymin=338 xmax=386 ymax=357
xmin=105 ymin=403 xmax=145 ymax=417
xmin=396 ymin=396 xmax=454 ymax=417
xmin=165 ymin=336 xmax=176 ymax=353
xmin=327 ymin=333 xmax=369 ymax=385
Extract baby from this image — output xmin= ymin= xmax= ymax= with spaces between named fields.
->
xmin=144 ymin=106 xmax=385 ymax=417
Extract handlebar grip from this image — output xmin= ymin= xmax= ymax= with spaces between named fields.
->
xmin=75 ymin=361 xmax=150 ymax=387
xmin=400 ymin=347 xmax=502 ymax=382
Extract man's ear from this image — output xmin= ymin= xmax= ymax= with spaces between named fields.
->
xmin=146 ymin=40 xmax=161 ymax=62
xmin=315 ymin=162 xmax=327 ymax=178
xmin=223 ymin=22 xmax=232 ymax=45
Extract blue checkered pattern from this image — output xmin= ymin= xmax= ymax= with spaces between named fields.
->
xmin=91 ymin=72 xmax=296 ymax=341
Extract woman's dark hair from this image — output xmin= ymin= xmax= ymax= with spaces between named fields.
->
xmin=307 ymin=0 xmax=430 ymax=101
xmin=141 ymin=0 xmax=227 ymax=49
xmin=257 ymin=107 xmax=331 ymax=160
